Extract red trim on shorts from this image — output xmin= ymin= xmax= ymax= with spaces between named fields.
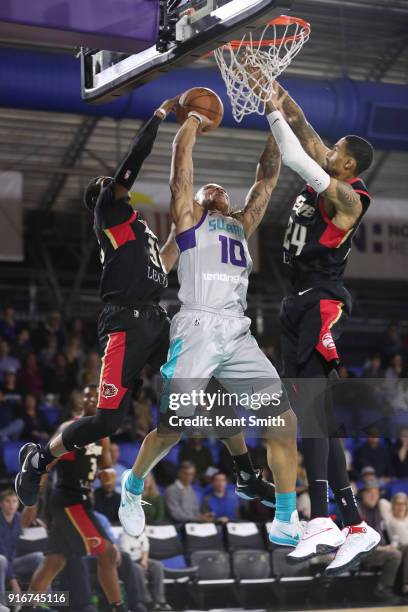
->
xmin=107 ymin=211 xmax=137 ymax=248
xmin=315 ymin=300 xmax=343 ymax=362
xmin=318 ymin=198 xmax=348 ymax=248
xmin=60 ymin=451 xmax=76 ymax=461
xmin=66 ymin=504 xmax=107 ymax=555
xmin=98 ymin=331 xmax=128 ymax=410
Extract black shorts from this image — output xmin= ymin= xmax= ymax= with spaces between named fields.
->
xmin=46 ymin=495 xmax=112 ymax=558
xmin=97 ymin=303 xmax=170 ymax=410
xmin=280 ymin=283 xmax=352 ymax=378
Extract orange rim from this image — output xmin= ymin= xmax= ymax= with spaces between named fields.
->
xmin=220 ymin=15 xmax=310 ymax=50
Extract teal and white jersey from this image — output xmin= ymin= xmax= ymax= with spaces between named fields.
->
xmin=175 ymin=209 xmax=252 ymax=314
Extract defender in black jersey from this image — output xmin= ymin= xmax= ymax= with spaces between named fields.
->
xmin=263 ymin=83 xmax=381 ymax=575
xmin=25 ymin=386 xmax=125 ymax=612
xmin=15 ymin=97 xmax=180 ymax=509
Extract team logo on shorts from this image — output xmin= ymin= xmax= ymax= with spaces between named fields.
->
xmin=322 ymin=332 xmax=336 ymax=350
xmin=87 ymin=536 xmax=102 ymax=549
xmin=101 ymin=382 xmax=118 ymax=398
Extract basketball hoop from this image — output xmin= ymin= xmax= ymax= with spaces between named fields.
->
xmin=213 ymin=16 xmax=310 ymax=123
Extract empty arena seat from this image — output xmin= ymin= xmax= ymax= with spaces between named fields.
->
xmin=146 ymin=524 xmax=184 ymax=559
xmin=2 ymin=441 xmax=23 ymax=474
xmin=226 ymin=522 xmax=265 ymax=551
xmin=232 ymin=550 xmax=272 ymax=580
xmin=184 ymin=522 xmax=224 ymax=553
xmin=387 ymin=478 xmax=408 ymax=497
xmin=190 ymin=550 xmax=232 ymax=581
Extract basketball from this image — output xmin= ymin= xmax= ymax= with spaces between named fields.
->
xmin=176 ymin=86 xmax=224 ymax=130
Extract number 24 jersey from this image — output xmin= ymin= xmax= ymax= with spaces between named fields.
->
xmin=282 ymin=177 xmax=370 ymax=286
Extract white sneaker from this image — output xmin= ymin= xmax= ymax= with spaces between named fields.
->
xmin=287 ymin=517 xmax=346 ymax=563
xmin=325 ymin=521 xmax=381 ymax=575
xmin=118 ymin=470 xmax=150 ymax=536
xmin=0 ymin=603 xmax=10 ymax=612
xmin=269 ymin=510 xmax=304 ymax=547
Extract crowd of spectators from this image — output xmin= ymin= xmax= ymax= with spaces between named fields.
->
xmin=0 ymin=306 xmax=408 ymax=606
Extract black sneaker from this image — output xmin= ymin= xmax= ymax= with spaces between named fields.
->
xmin=14 ymin=442 xmax=45 ymax=507
xmin=235 ymin=469 xmax=276 ymax=508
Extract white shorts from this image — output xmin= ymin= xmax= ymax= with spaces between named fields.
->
xmin=160 ymin=307 xmax=288 ymax=419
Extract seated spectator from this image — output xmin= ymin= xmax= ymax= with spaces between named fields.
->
xmin=38 ymin=335 xmax=58 ymax=370
xmin=43 ymin=352 xmax=78 ymax=400
xmin=12 ymin=327 xmax=34 ymax=363
xmin=90 ymin=511 xmax=148 ymax=612
xmin=202 ymin=472 xmax=239 ymax=523
xmin=164 ymin=462 xmax=213 ymax=523
xmin=0 ymin=390 xmax=24 ymax=442
xmin=143 ymin=473 xmax=166 ymax=525
xmin=36 ymin=310 xmax=65 ymax=351
xmin=0 ymin=339 xmax=20 ymax=383
xmin=355 ymin=465 xmax=378 ymax=492
xmin=94 ymin=481 xmax=121 ymax=524
xmin=64 ymin=337 xmax=83 ymax=375
xmin=380 ymin=492 xmax=408 ymax=595
xmin=362 ymin=353 xmax=385 ymax=378
xmin=296 ymin=451 xmax=310 ymax=519
xmin=110 ymin=443 xmax=127 ymax=493
xmin=0 ymin=489 xmax=43 ymax=598
xmin=21 ymin=393 xmax=51 ymax=444
xmin=392 ymin=427 xmax=408 ymax=478
xmin=79 ymin=351 xmax=101 ymax=388
xmin=119 ymin=529 xmax=172 ymax=611
xmin=178 ymin=438 xmax=214 ymax=483
xmin=382 ymin=323 xmax=404 ymax=365
xmin=0 ymin=306 xmax=18 ymax=343
xmin=17 ymin=352 xmax=44 ymax=397
xmin=358 ymin=479 xmax=401 ymax=603
xmin=1 ymin=369 xmax=22 ymax=408
xmin=354 ymin=427 xmax=393 ymax=481
xmin=386 ymin=353 xmax=404 ymax=380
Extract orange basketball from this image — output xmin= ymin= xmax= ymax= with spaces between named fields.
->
xmin=176 ymin=87 xmax=224 ymax=131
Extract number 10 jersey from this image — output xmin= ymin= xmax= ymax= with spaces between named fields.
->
xmin=175 ymin=209 xmax=252 ymax=314
xmin=282 ymin=177 xmax=370 ymax=287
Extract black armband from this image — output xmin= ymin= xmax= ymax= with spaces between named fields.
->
xmin=114 ymin=114 xmax=162 ymax=190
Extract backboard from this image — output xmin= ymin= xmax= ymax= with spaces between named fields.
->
xmin=81 ymin=0 xmax=293 ymax=104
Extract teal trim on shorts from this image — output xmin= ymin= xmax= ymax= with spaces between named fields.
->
xmin=160 ymin=338 xmax=183 ymax=414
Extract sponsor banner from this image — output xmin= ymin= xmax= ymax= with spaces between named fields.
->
xmin=346 ymin=215 xmax=408 ymax=280
xmin=0 ymin=171 xmax=23 ymax=261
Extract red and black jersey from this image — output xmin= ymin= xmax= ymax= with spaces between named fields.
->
xmin=94 ymin=182 xmax=168 ymax=305
xmin=282 ymin=177 xmax=370 ymax=286
xmin=55 ymin=436 xmax=103 ymax=504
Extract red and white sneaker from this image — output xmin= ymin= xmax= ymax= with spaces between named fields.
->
xmin=287 ymin=517 xmax=346 ymax=563
xmin=325 ymin=522 xmax=381 ymax=575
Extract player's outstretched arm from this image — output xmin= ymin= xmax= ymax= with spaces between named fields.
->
xmin=233 ymin=134 xmax=281 ymax=238
xmin=170 ymin=113 xmax=211 ymax=233
xmin=113 ymin=96 xmax=179 ymax=200
xmin=266 ymin=100 xmax=362 ymax=230
xmin=273 ymin=81 xmax=329 ymax=166
xmin=160 ymin=223 xmax=179 ymax=273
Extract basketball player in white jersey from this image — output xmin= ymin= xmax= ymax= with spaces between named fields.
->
xmin=119 ymin=110 xmax=301 ymax=547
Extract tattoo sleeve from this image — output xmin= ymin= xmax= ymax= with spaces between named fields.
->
xmin=281 ymin=94 xmax=328 ymax=164
xmin=235 ymin=135 xmax=281 ymax=235
xmin=334 ymin=181 xmax=361 ymax=213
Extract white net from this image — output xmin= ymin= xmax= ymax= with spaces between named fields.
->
xmin=214 ymin=16 xmax=310 ymax=123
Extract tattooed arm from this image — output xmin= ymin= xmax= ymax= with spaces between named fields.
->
xmin=323 ymin=178 xmax=362 ymax=229
xmin=233 ymin=134 xmax=281 ymax=238
xmin=169 ymin=117 xmax=199 ymax=233
xmin=273 ymin=81 xmax=330 ymax=166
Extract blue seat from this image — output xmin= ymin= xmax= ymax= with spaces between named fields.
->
xmin=39 ymin=407 xmax=60 ymax=428
xmin=118 ymin=442 xmax=141 ymax=468
xmin=162 ymin=555 xmax=188 ymax=569
xmin=3 ymin=441 xmax=24 ymax=474
xmin=388 ymin=479 xmax=408 ymax=497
